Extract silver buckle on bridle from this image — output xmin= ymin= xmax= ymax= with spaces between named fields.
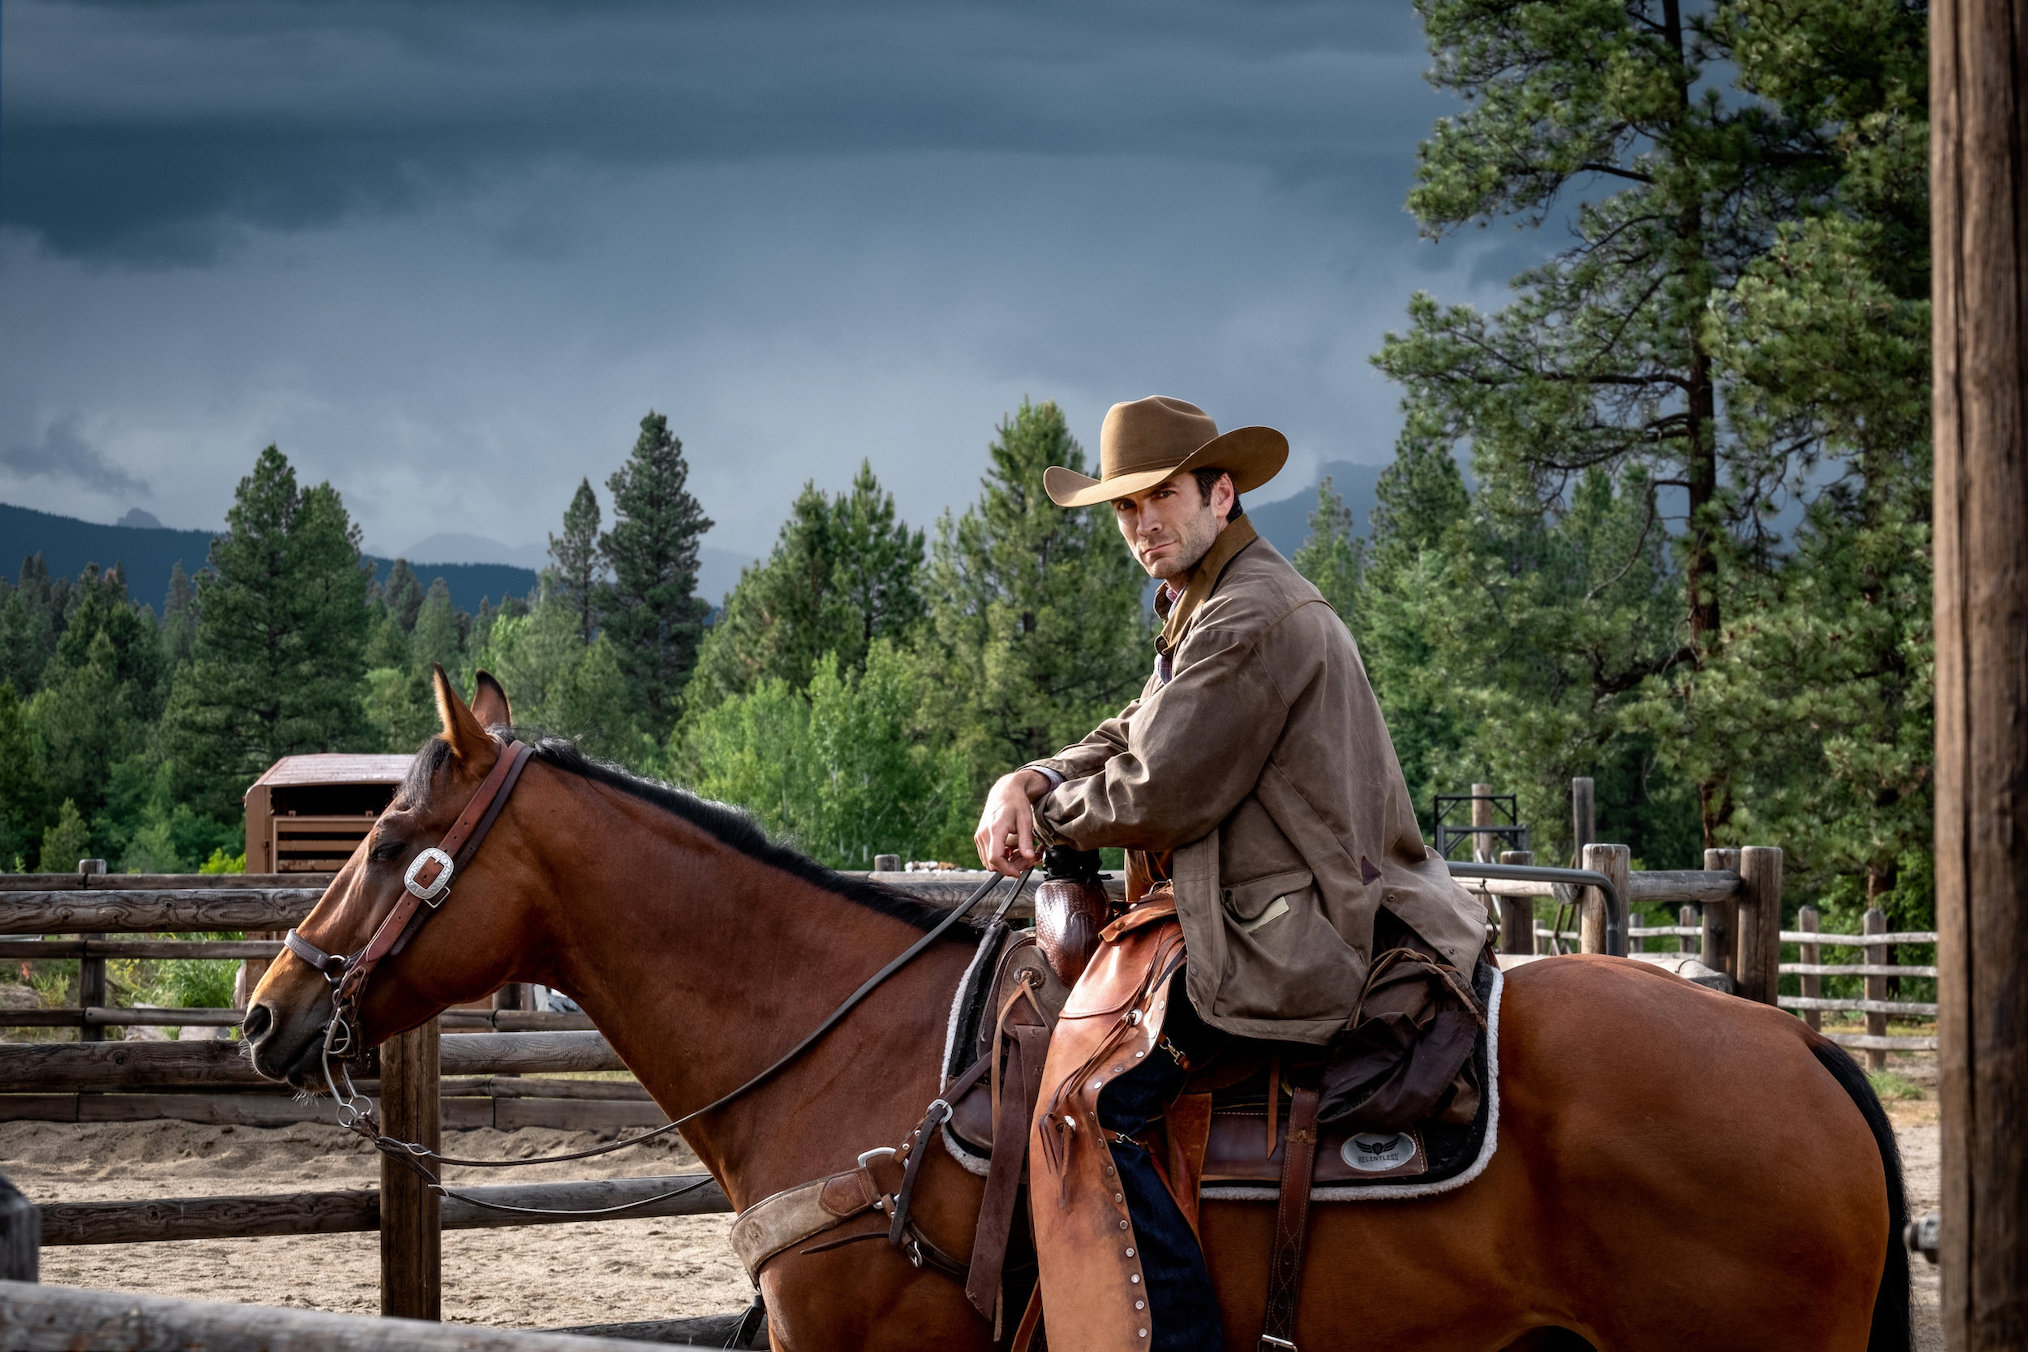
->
xmin=404 ymin=847 xmax=456 ymax=904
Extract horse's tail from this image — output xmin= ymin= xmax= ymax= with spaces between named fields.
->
xmin=1807 ymin=1037 xmax=1911 ymax=1352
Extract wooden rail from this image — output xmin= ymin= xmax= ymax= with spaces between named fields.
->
xmin=1774 ymin=904 xmax=1938 ymax=1063
xmin=1480 ymin=849 xmax=1783 ymax=1004
xmin=38 ymin=1174 xmax=729 ymax=1246
xmin=0 ymin=1031 xmax=626 ymax=1093
xmin=0 ymin=1279 xmax=676 ymax=1351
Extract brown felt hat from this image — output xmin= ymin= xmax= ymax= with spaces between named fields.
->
xmin=1043 ymin=396 xmax=1289 ymax=508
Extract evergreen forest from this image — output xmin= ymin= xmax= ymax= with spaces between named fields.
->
xmin=0 ymin=0 xmax=1933 ymax=945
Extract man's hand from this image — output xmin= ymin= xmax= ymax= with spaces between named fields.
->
xmin=975 ymin=768 xmax=1051 ymax=876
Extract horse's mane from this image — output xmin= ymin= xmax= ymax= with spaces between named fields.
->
xmin=402 ymin=733 xmax=959 ymax=935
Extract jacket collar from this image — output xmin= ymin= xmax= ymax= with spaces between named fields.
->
xmin=1154 ymin=515 xmax=1259 ymax=656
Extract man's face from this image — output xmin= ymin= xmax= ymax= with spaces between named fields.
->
xmin=1111 ymin=472 xmax=1233 ymax=582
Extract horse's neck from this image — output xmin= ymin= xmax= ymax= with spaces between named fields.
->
xmin=534 ymin=784 xmax=970 ymax=1208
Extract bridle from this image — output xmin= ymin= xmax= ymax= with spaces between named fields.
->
xmin=277 ymin=731 xmax=1027 ymax=1221
xmin=285 ymin=735 xmax=535 ymax=1076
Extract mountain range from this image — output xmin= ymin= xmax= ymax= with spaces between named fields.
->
xmin=1 ymin=502 xmax=542 ymax=615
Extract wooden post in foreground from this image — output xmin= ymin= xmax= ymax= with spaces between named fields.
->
xmin=1797 ymin=906 xmax=1822 ymax=1032
xmin=1578 ymin=843 xmax=1627 ymax=956
xmin=1933 ymin=0 xmax=2028 ymax=1331
xmin=1497 ymin=849 xmax=1534 ymax=956
xmin=1701 ymin=848 xmax=1740 ymax=982
xmin=0 ymin=1172 xmax=37 ymax=1282
xmin=1735 ymin=846 xmax=1783 ymax=1007
xmin=380 ymin=1020 xmax=441 ymax=1319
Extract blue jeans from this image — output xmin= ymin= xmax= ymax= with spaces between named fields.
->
xmin=1093 ymin=981 xmax=1222 ymax=1352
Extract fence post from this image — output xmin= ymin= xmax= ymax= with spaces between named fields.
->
xmin=1628 ymin=911 xmax=1645 ymax=955
xmin=76 ymin=860 xmax=106 ymax=1043
xmin=1497 ymin=849 xmax=1534 ymax=956
xmin=1570 ymin=778 xmax=1594 ymax=863
xmin=380 ymin=1019 xmax=441 ymax=1318
xmin=1798 ymin=906 xmax=1821 ymax=1032
xmin=1678 ymin=905 xmax=1697 ymax=956
xmin=1470 ymin=783 xmax=1494 ymax=863
xmin=1579 ymin=843 xmax=1628 ymax=956
xmin=1701 ymin=848 xmax=1740 ymax=981
xmin=1863 ymin=907 xmax=1888 ymax=1072
xmin=0 ymin=1171 xmax=37 ymax=1282
xmin=873 ymin=854 xmax=901 ymax=873
xmin=1736 ymin=847 xmax=1783 ymax=1007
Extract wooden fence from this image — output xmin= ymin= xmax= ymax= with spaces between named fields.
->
xmin=0 ymin=869 xmax=1006 ymax=1329
xmin=1464 ymin=843 xmax=1788 ymax=1006
xmin=1779 ymin=903 xmax=1937 ymax=1068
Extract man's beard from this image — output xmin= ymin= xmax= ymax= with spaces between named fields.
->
xmin=1141 ymin=508 xmax=1219 ymax=581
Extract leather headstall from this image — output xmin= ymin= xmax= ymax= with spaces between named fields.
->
xmin=284 ymin=734 xmax=535 ymax=1058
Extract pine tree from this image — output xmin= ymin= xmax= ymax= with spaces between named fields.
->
xmin=39 ymin=799 xmax=91 ymax=874
xmin=411 ymin=578 xmax=463 ymax=674
xmin=1351 ymin=438 xmax=1692 ymax=862
xmin=687 ymin=461 xmax=925 ymax=713
xmin=31 ymin=630 xmax=141 ymax=817
xmin=1291 ymin=477 xmax=1362 ymax=620
xmin=161 ymin=446 xmax=372 ymax=820
xmin=0 ymin=684 xmax=51 ymax=868
xmin=381 ymin=560 xmax=424 ymax=634
xmin=0 ymin=555 xmax=70 ymax=696
xmin=161 ymin=561 xmax=197 ymax=667
xmin=548 ymin=478 xmax=605 ymax=646
xmin=833 ymin=462 xmax=928 ymax=658
xmin=49 ymin=564 xmax=166 ymax=723
xmin=1372 ymin=0 xmax=1909 ymax=843
xmin=600 ymin=411 xmax=713 ymax=731
xmin=919 ymin=400 xmax=1150 ymax=784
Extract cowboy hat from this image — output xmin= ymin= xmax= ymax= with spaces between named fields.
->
xmin=1043 ymin=396 xmax=1289 ymax=508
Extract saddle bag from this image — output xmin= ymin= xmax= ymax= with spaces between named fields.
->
xmin=1317 ymin=921 xmax=1486 ymax=1133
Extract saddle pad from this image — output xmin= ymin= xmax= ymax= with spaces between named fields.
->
xmin=1201 ymin=959 xmax=1502 ymax=1203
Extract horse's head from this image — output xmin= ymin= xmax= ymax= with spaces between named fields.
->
xmin=242 ymin=666 xmax=542 ymax=1091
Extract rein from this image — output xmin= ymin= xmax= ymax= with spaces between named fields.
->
xmin=282 ymin=732 xmax=1029 ymax=1219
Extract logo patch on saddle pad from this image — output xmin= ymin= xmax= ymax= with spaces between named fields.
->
xmin=1341 ymin=1132 xmax=1419 ymax=1173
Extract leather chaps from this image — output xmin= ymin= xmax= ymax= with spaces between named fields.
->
xmin=1028 ymin=901 xmax=1219 ymax=1352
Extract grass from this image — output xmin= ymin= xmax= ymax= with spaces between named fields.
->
xmin=1866 ymin=1068 xmax=1925 ymax=1102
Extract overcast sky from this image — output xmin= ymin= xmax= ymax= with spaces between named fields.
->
xmin=1 ymin=0 xmax=1540 ymax=565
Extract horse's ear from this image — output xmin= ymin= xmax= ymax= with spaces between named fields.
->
xmin=470 ymin=670 xmax=513 ymax=732
xmin=433 ymin=664 xmax=490 ymax=762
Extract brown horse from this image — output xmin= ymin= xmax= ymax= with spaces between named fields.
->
xmin=245 ymin=673 xmax=1908 ymax=1351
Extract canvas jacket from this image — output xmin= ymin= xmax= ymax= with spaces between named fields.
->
xmin=1029 ymin=518 xmax=1491 ymax=1043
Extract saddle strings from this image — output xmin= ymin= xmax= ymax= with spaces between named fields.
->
xmin=347 ymin=865 xmax=1034 ymax=1211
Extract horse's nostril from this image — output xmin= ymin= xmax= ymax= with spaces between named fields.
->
xmin=240 ymin=1002 xmax=273 ymax=1042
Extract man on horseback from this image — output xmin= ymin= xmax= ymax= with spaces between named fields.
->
xmin=974 ymin=395 xmax=1491 ymax=1352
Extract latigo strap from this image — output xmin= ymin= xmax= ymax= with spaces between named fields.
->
xmin=1259 ymin=1085 xmax=1322 ymax=1350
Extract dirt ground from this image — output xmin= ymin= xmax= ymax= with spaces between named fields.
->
xmin=2 ymin=1051 xmax=1947 ymax=1343
xmin=1 ymin=1118 xmax=751 ymax=1332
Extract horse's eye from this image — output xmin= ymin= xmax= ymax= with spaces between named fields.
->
xmin=370 ymin=839 xmax=406 ymax=863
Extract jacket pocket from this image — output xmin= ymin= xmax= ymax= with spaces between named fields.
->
xmin=1221 ymin=869 xmax=1313 ymax=929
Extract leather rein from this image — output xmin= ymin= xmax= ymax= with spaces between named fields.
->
xmin=281 ymin=732 xmax=1026 ymax=1220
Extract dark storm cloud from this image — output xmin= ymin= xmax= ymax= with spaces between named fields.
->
xmin=2 ymin=0 xmax=1446 ymax=264
xmin=1 ymin=416 xmax=150 ymax=495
